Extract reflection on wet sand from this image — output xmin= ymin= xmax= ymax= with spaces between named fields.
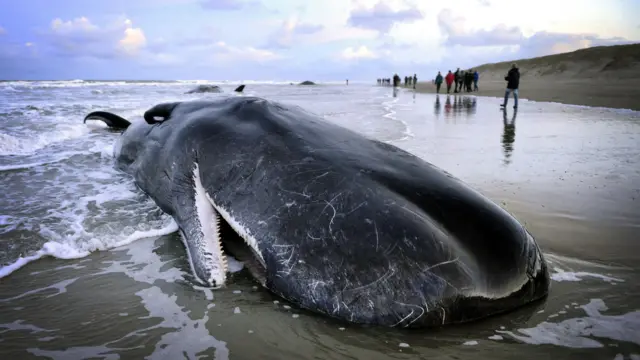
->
xmin=502 ymin=108 xmax=517 ymax=166
xmin=443 ymin=95 xmax=477 ymax=121
xmin=434 ymin=95 xmax=441 ymax=116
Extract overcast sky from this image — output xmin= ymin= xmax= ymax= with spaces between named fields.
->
xmin=0 ymin=0 xmax=638 ymax=81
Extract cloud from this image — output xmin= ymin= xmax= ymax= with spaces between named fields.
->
xmin=0 ymin=26 xmax=6 ymax=35
xmin=518 ymin=31 xmax=632 ymax=57
xmin=340 ymin=45 xmax=378 ymax=60
xmin=437 ymin=8 xmax=632 ymax=61
xmin=208 ymin=41 xmax=281 ymax=63
xmin=24 ymin=15 xmax=281 ymax=69
xmin=438 ymin=9 xmax=523 ymax=47
xmin=1 ymin=1 xmax=637 ymax=81
xmin=40 ymin=17 xmax=147 ymax=59
xmin=199 ymin=0 xmax=254 ymax=10
xmin=264 ymin=15 xmax=378 ymax=50
xmin=266 ymin=17 xmax=324 ymax=49
xmin=348 ymin=1 xmax=423 ymax=34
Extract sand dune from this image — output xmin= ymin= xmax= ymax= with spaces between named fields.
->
xmin=412 ymin=43 xmax=640 ymax=110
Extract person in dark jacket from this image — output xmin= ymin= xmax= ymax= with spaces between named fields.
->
xmin=413 ymin=74 xmax=417 ymax=89
xmin=454 ymin=68 xmax=461 ymax=93
xmin=473 ymin=70 xmax=479 ymax=91
xmin=501 ymin=63 xmax=520 ymax=109
xmin=434 ymin=71 xmax=443 ymax=93
xmin=465 ymin=71 xmax=473 ymax=92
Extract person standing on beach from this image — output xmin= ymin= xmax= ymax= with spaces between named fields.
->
xmin=413 ymin=74 xmax=417 ymax=89
xmin=393 ymin=73 xmax=401 ymax=87
xmin=434 ymin=72 xmax=443 ymax=93
xmin=466 ymin=71 xmax=473 ymax=92
xmin=501 ymin=63 xmax=520 ymax=109
xmin=473 ymin=70 xmax=479 ymax=91
xmin=454 ymin=68 xmax=461 ymax=93
xmin=445 ymin=70 xmax=454 ymax=94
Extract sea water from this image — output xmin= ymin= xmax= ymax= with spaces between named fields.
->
xmin=1 ymin=80 xmax=639 ymax=359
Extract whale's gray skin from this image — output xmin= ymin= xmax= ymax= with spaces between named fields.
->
xmin=185 ymin=84 xmax=245 ymax=94
xmin=83 ymin=96 xmax=550 ymax=328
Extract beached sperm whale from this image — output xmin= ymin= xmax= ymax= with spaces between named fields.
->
xmin=185 ymin=84 xmax=245 ymax=94
xmin=82 ymin=96 xmax=550 ymax=328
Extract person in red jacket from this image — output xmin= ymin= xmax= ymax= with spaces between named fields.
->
xmin=445 ymin=70 xmax=455 ymax=94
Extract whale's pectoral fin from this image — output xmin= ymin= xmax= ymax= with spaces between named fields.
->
xmin=172 ymin=162 xmax=228 ymax=288
xmin=234 ymin=85 xmax=245 ymax=93
xmin=144 ymin=102 xmax=181 ymax=124
xmin=83 ymin=111 xmax=131 ymax=130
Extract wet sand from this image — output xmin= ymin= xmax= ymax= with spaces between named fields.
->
xmin=1 ymin=84 xmax=640 ymax=359
xmin=409 ymin=79 xmax=640 ymax=111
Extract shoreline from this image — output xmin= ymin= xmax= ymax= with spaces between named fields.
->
xmin=402 ymin=79 xmax=640 ymax=111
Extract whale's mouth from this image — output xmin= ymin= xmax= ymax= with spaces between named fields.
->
xmin=205 ymin=193 xmax=268 ymax=287
xmin=190 ymin=162 xmax=266 ymax=288
xmin=217 ymin=216 xmax=267 ymax=286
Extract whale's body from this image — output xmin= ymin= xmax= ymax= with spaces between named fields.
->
xmin=84 ymin=96 xmax=550 ymax=328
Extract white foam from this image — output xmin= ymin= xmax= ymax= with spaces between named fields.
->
xmin=0 ymin=320 xmax=54 ymax=334
xmin=462 ymin=340 xmax=478 ymax=346
xmin=497 ymin=299 xmax=640 ymax=349
xmin=0 ymin=221 xmax=178 ymax=279
xmin=0 ymin=278 xmax=79 ymax=302
xmin=0 ymin=125 xmax=91 ymax=156
xmin=227 ymin=256 xmax=244 ymax=272
xmin=551 ymin=267 xmax=624 ymax=283
xmin=381 ymin=96 xmax=414 ymax=142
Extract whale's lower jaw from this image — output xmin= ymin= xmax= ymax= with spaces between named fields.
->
xmin=185 ymin=162 xmax=266 ymax=288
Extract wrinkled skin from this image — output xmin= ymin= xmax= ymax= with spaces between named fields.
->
xmin=86 ymin=96 xmax=550 ymax=328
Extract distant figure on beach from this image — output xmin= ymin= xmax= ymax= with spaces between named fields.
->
xmin=435 ymin=71 xmax=443 ymax=94
xmin=413 ymin=74 xmax=417 ymax=89
xmin=445 ymin=70 xmax=454 ymax=94
xmin=473 ymin=70 xmax=479 ymax=91
xmin=346 ymin=79 xmax=349 ymax=85
xmin=465 ymin=71 xmax=473 ymax=92
xmin=454 ymin=68 xmax=461 ymax=93
xmin=501 ymin=63 xmax=520 ymax=109
xmin=393 ymin=73 xmax=400 ymax=87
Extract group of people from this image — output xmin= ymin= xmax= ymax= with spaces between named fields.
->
xmin=434 ymin=68 xmax=479 ymax=94
xmin=373 ymin=63 xmax=521 ymax=110
xmin=376 ymin=73 xmax=418 ymax=88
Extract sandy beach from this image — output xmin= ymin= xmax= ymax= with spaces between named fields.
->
xmin=409 ymin=79 xmax=640 ymax=111
xmin=407 ymin=43 xmax=640 ymax=110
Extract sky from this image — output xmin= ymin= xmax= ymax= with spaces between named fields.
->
xmin=0 ymin=0 xmax=638 ymax=81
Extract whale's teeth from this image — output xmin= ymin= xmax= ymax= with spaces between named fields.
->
xmin=193 ymin=162 xmax=228 ymax=288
